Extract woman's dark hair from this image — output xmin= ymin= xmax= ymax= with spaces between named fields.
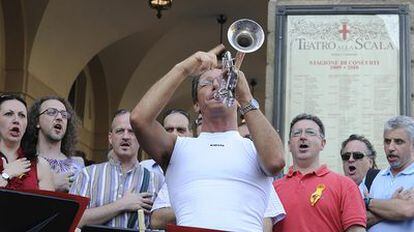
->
xmin=22 ymin=96 xmax=78 ymax=157
xmin=0 ymin=94 xmax=27 ymax=108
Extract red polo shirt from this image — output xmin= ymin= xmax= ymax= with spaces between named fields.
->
xmin=273 ymin=165 xmax=366 ymax=232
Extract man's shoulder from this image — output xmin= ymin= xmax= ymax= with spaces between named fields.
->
xmin=140 ymin=159 xmax=156 ymax=166
xmin=70 ymin=156 xmax=85 ymax=164
xmin=325 ymin=169 xmax=357 ymax=185
xmin=273 ymin=176 xmax=289 ymax=188
xmin=82 ymin=162 xmax=109 ymax=173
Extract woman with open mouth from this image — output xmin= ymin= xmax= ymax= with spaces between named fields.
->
xmin=0 ymin=94 xmax=54 ymax=190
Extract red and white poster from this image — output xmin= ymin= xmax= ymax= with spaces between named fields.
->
xmin=284 ymin=15 xmax=400 ymax=172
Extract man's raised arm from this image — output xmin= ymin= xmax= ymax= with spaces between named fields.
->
xmin=130 ymin=45 xmax=225 ymax=169
xmin=235 ymin=71 xmax=285 ymax=176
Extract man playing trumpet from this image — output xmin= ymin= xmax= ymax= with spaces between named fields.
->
xmin=131 ymin=44 xmax=285 ymax=232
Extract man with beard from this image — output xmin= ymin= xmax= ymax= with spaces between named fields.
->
xmin=273 ymin=113 xmax=366 ymax=232
xmin=23 ymin=96 xmax=84 ymax=192
xmin=365 ymin=116 xmax=414 ymax=231
xmin=131 ymin=45 xmax=285 ymax=232
xmin=340 ymin=134 xmax=379 ymax=196
xmin=70 ymin=109 xmax=163 ymax=229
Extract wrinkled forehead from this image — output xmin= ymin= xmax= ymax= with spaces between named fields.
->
xmin=0 ymin=99 xmax=27 ymax=112
xmin=111 ymin=112 xmax=132 ymax=130
xmin=40 ymin=99 xmax=66 ymax=111
xmin=199 ymin=68 xmax=223 ymax=81
xmin=384 ymin=127 xmax=410 ymax=140
xmin=291 ymin=119 xmax=320 ymax=131
xmin=343 ymin=140 xmax=368 ymax=152
xmin=164 ymin=112 xmax=190 ymax=127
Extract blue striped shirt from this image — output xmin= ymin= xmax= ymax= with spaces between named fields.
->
xmin=69 ymin=157 xmax=163 ymax=229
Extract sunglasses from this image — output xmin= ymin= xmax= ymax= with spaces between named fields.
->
xmin=39 ymin=108 xmax=71 ymax=119
xmin=341 ymin=152 xmax=365 ymax=161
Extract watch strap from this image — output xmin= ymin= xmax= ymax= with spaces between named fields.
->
xmin=239 ymin=99 xmax=259 ymax=116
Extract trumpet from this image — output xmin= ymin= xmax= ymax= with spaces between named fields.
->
xmin=214 ymin=19 xmax=264 ymax=107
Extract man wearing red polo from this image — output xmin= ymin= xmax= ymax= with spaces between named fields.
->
xmin=273 ymin=113 xmax=366 ymax=232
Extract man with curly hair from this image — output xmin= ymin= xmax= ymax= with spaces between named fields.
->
xmin=23 ymin=96 xmax=84 ymax=192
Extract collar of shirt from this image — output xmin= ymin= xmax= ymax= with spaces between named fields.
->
xmin=286 ymin=164 xmax=329 ymax=178
xmin=108 ymin=155 xmax=139 ymax=174
xmin=381 ymin=161 xmax=414 ymax=177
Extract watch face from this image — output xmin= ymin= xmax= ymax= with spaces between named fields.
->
xmin=1 ymin=172 xmax=9 ymax=180
xmin=251 ymin=99 xmax=259 ymax=108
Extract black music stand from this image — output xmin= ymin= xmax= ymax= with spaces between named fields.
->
xmin=0 ymin=188 xmax=89 ymax=232
xmin=82 ymin=225 xmax=139 ymax=232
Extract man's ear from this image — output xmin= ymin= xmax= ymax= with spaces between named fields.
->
xmin=320 ymin=138 xmax=327 ymax=150
xmin=108 ymin=131 xmax=113 ymax=148
xmin=193 ymin=103 xmax=200 ymax=113
xmin=288 ymin=140 xmax=292 ymax=152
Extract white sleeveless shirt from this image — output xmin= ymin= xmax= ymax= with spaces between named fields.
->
xmin=166 ymin=131 xmax=273 ymax=232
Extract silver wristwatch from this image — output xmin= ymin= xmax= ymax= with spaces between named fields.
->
xmin=1 ymin=171 xmax=10 ymax=180
xmin=239 ymin=98 xmax=260 ymax=116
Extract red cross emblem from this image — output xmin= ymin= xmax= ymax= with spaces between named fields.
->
xmin=339 ymin=23 xmax=350 ymax=40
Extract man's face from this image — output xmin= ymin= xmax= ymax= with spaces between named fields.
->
xmin=288 ymin=119 xmax=325 ymax=161
xmin=341 ymin=140 xmax=373 ymax=185
xmin=38 ymin=99 xmax=68 ymax=142
xmin=384 ymin=128 xmax=414 ymax=173
xmin=196 ymin=69 xmax=236 ymax=115
xmin=163 ymin=112 xmax=192 ymax=137
xmin=108 ymin=112 xmax=139 ymax=159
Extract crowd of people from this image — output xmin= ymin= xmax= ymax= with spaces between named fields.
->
xmin=0 ymin=45 xmax=414 ymax=232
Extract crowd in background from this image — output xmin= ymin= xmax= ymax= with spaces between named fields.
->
xmin=0 ymin=45 xmax=413 ymax=232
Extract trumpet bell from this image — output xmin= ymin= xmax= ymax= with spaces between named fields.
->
xmin=227 ymin=19 xmax=264 ymax=53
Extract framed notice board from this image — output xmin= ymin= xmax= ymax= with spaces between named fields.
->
xmin=272 ymin=5 xmax=411 ymax=172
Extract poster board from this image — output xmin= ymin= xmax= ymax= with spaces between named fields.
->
xmin=272 ymin=5 xmax=411 ymax=172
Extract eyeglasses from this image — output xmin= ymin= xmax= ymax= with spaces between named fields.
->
xmin=341 ymin=152 xmax=365 ymax=161
xmin=39 ymin=108 xmax=71 ymax=119
xmin=291 ymin=128 xmax=322 ymax=138
xmin=198 ymin=76 xmax=224 ymax=88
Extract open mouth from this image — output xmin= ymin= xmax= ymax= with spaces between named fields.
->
xmin=10 ymin=127 xmax=20 ymax=137
xmin=54 ymin=124 xmax=62 ymax=130
xmin=387 ymin=154 xmax=398 ymax=162
xmin=298 ymin=143 xmax=309 ymax=152
xmin=120 ymin=141 xmax=130 ymax=149
xmin=347 ymin=165 xmax=356 ymax=175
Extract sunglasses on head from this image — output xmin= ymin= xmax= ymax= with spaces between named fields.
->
xmin=341 ymin=151 xmax=365 ymax=161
